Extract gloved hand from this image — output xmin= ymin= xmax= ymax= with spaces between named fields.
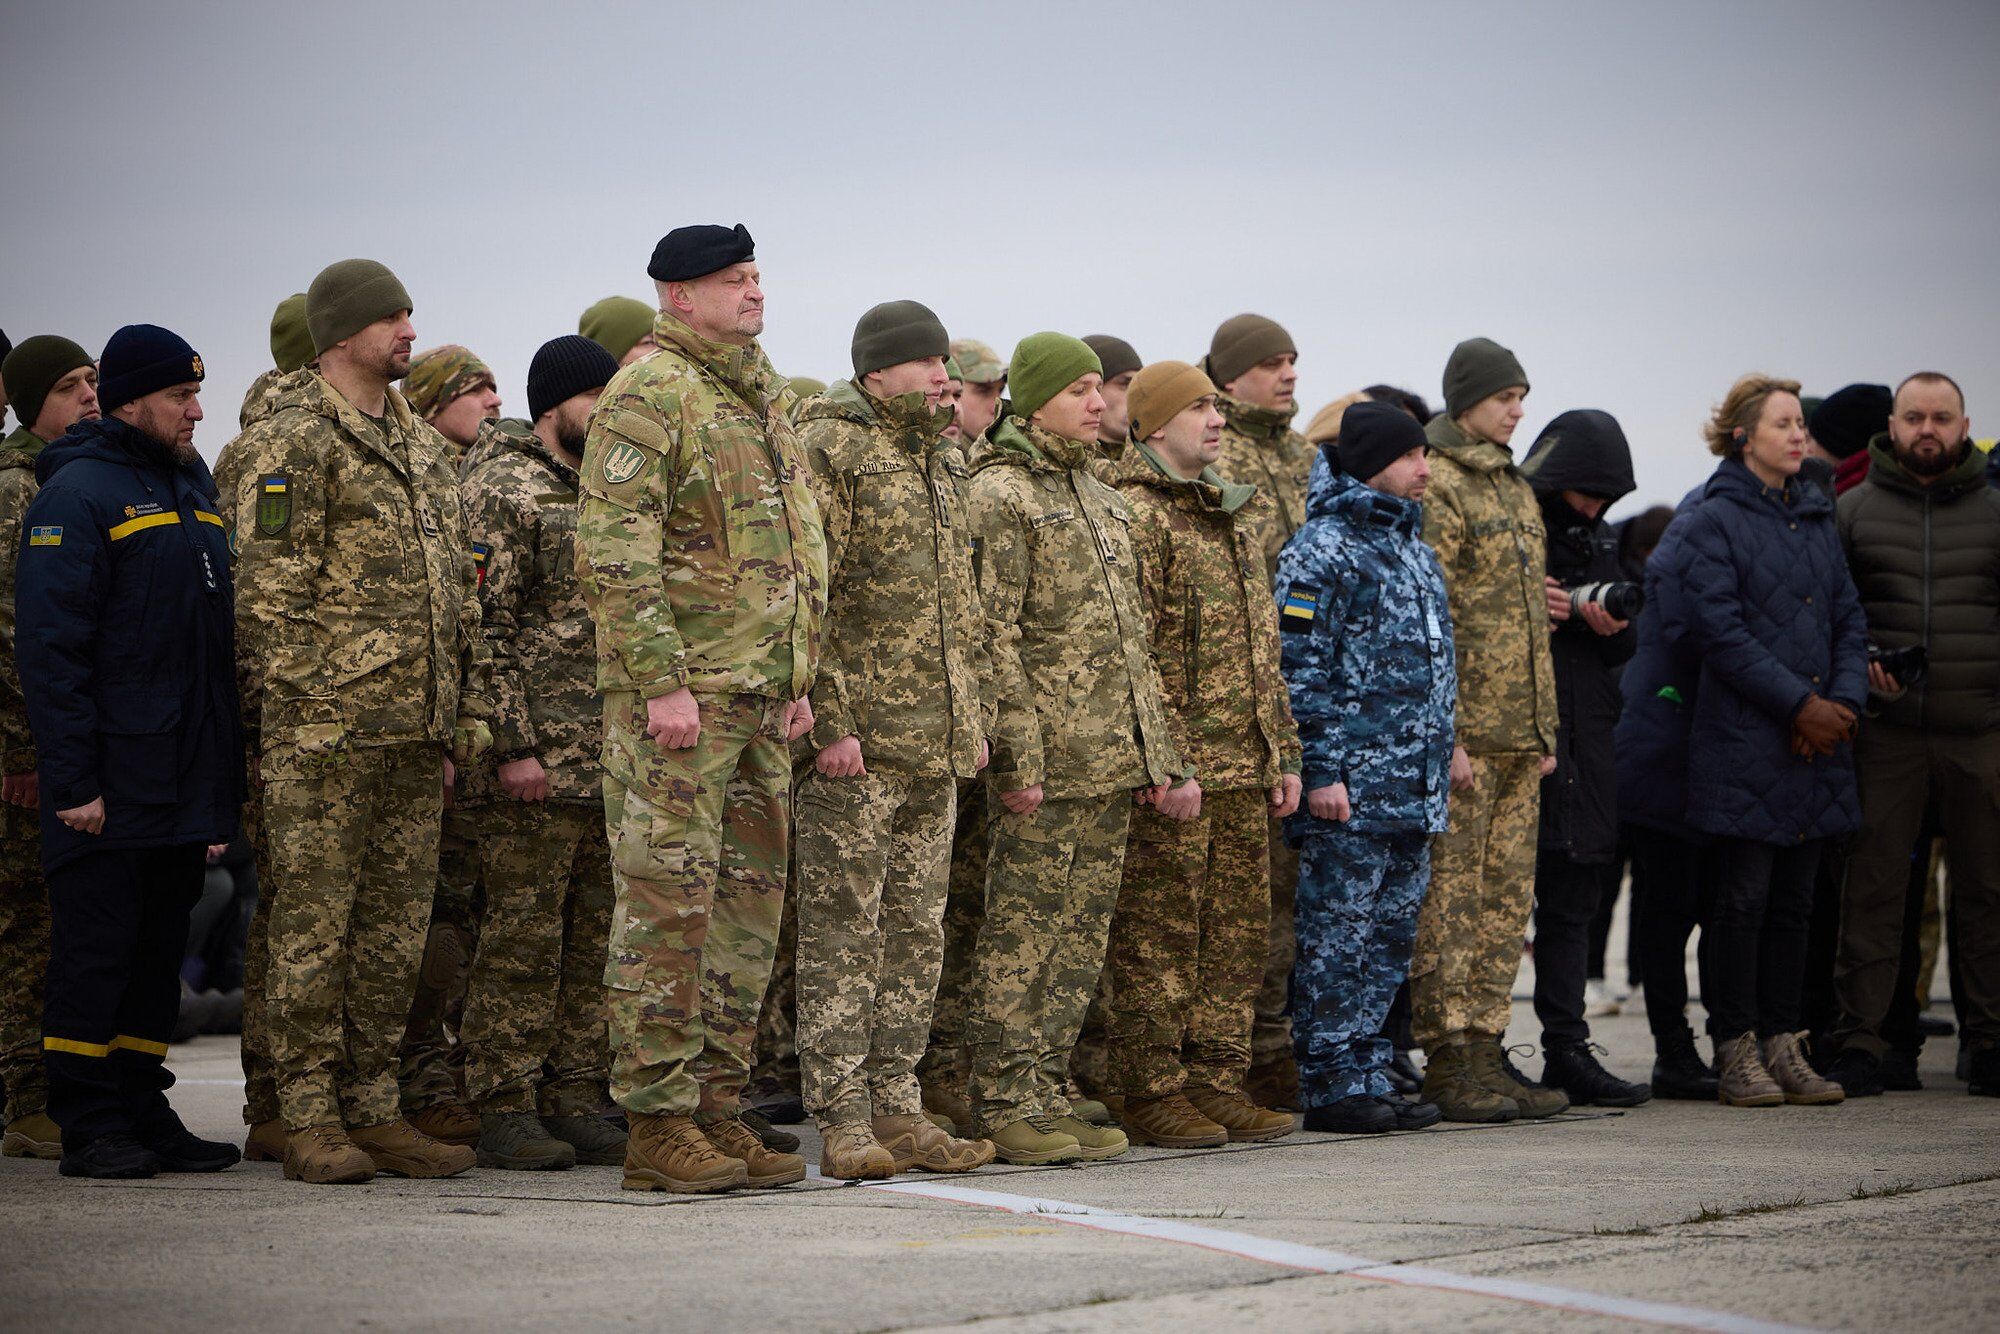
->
xmin=452 ymin=718 xmax=494 ymax=765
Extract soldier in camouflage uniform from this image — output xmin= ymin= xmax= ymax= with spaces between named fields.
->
xmin=1414 ymin=337 xmax=1566 ymax=1121
xmin=790 ymin=301 xmax=996 ymax=1179
xmin=580 ymin=295 xmax=660 ymax=367
xmin=576 ymin=224 xmax=826 ymax=1194
xmin=1202 ymin=313 xmax=1314 ymax=1110
xmin=1279 ymin=404 xmax=1455 ymax=1133
xmin=0 ymin=336 xmax=99 ymax=1160
xmin=228 ymin=259 xmax=494 ymax=1184
xmin=449 ymin=337 xmax=630 ymax=1171
xmin=1108 ymin=361 xmax=1302 ymax=1150
xmin=239 ymin=294 xmax=317 ymax=430
xmin=964 ymin=333 xmax=1185 ymax=1165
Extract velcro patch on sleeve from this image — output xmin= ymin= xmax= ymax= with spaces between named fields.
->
xmin=471 ymin=541 xmax=491 ymax=588
xmin=28 ymin=525 xmax=62 ymax=547
xmin=1281 ymin=582 xmax=1319 ymax=633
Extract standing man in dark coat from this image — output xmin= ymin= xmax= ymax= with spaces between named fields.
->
xmin=15 ymin=325 xmax=244 ymax=1178
xmin=1518 ymin=410 xmax=1650 ymax=1106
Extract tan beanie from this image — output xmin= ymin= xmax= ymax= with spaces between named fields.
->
xmin=1304 ymin=390 xmax=1372 ymax=445
xmin=1127 ymin=360 xmax=1217 ymax=443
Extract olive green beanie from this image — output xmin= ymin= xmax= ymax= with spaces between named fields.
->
xmin=1008 ymin=332 xmax=1102 ymax=421
xmin=307 ymin=258 xmax=414 ymax=355
xmin=851 ymin=299 xmax=950 ymax=379
xmin=1083 ymin=334 xmax=1142 ymax=381
xmin=269 ymin=294 xmax=314 ymax=373
xmin=1204 ymin=313 xmax=1296 ymax=388
xmin=1442 ymin=336 xmax=1529 ymax=418
xmin=1 ymin=335 xmax=93 ymax=434
xmin=579 ymin=295 xmax=657 ymax=361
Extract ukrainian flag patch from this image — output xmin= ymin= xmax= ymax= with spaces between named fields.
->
xmin=471 ymin=541 xmax=491 ymax=588
xmin=1281 ymin=582 xmax=1318 ymax=633
xmin=29 ymin=525 xmax=62 ymax=547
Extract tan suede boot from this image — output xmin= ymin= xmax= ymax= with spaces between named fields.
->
xmin=1185 ymin=1085 xmax=1296 ymax=1143
xmin=1420 ymin=1035 xmax=1520 ymax=1123
xmin=819 ymin=1121 xmax=897 ymax=1179
xmin=349 ymin=1119 xmax=476 ymax=1178
xmin=242 ymin=1119 xmax=289 ymax=1163
xmin=704 ymin=1115 xmax=806 ymax=1186
xmin=406 ymin=1099 xmax=481 ymax=1147
xmin=1123 ymin=1094 xmax=1228 ymax=1148
xmin=872 ymin=1113 xmax=995 ymax=1173
xmin=283 ymin=1124 xmax=376 ymax=1184
xmin=622 ymin=1113 xmax=747 ymax=1193
xmin=920 ymin=1075 xmax=973 ymax=1136
xmin=1715 ymin=1033 xmax=1784 ymax=1107
xmin=1761 ymin=1032 xmax=1845 ymax=1106
xmin=2 ymin=1112 xmax=62 ymax=1160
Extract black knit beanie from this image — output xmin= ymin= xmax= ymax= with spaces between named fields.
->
xmin=1808 ymin=383 xmax=1892 ymax=461
xmin=98 ymin=324 xmax=204 ymax=414
xmin=1336 ymin=401 xmax=1429 ymax=483
xmin=528 ymin=335 xmax=621 ymax=422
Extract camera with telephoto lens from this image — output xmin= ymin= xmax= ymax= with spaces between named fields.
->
xmin=1867 ymin=642 xmax=1928 ymax=687
xmin=1566 ymin=580 xmax=1644 ymax=621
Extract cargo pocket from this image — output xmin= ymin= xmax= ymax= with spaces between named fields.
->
xmin=603 ymin=781 xmax=699 ymax=994
xmin=97 ymin=685 xmax=183 ymax=808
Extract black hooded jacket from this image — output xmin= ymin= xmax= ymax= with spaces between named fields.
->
xmin=1519 ymin=409 xmax=1636 ymax=862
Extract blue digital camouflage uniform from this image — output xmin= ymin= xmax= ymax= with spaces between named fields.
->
xmin=1278 ymin=456 xmax=1455 ymax=1106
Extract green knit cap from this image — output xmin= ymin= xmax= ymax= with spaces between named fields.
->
xmin=851 ymin=299 xmax=950 ymax=379
xmin=1442 ymin=336 xmax=1529 ymax=418
xmin=580 ymin=296 xmax=656 ymax=361
xmin=269 ymin=294 xmax=314 ymax=373
xmin=1 ymin=335 xmax=93 ymax=433
xmin=1008 ymin=332 xmax=1102 ymax=421
xmin=307 ymin=258 xmax=414 ymax=354
xmin=786 ymin=375 xmax=828 ymax=398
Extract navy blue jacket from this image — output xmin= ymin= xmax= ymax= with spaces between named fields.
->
xmin=1614 ymin=485 xmax=1705 ymax=839
xmin=1277 ymin=456 xmax=1455 ymax=840
xmin=1675 ymin=457 xmax=1867 ymax=846
xmin=15 ymin=417 xmax=243 ymax=868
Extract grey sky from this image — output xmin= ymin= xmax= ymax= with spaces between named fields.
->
xmin=5 ymin=0 xmax=1996 ymax=510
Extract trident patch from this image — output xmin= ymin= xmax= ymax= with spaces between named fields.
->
xmin=256 ymin=475 xmax=291 ymax=536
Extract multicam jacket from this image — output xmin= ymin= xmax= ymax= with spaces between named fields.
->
xmin=0 ymin=426 xmax=44 ymax=775
xmin=798 ymin=379 xmax=989 ymax=778
xmin=967 ymin=416 xmax=1184 ymax=800
xmin=225 ymin=370 xmax=490 ymax=771
xmin=1214 ymin=394 xmax=1314 ymax=584
xmin=1116 ymin=442 xmax=1300 ymax=791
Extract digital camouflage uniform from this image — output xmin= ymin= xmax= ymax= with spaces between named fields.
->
xmin=964 ymin=416 xmax=1182 ymax=1134
xmin=1104 ymin=443 xmax=1300 ymax=1098
xmin=238 ymin=367 xmax=299 ymax=432
xmin=1212 ymin=392 xmax=1315 ymax=1075
xmin=452 ymin=418 xmax=612 ymax=1116
xmin=1279 ymin=459 xmax=1456 ymax=1105
xmin=577 ymin=312 xmax=826 ymax=1121
xmin=1413 ymin=414 xmax=1558 ymax=1050
xmin=0 ymin=425 xmax=50 ymax=1128
xmin=791 ymin=381 xmax=990 ymax=1126
xmin=227 ymin=370 xmax=490 ymax=1131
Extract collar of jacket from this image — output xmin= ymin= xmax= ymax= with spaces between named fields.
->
xmin=478 ymin=416 xmax=576 ymax=486
xmin=0 ymin=423 xmax=45 ymax=470
xmin=34 ymin=414 xmax=201 ymax=491
xmin=650 ymin=311 xmax=781 ymax=414
xmin=1423 ymin=412 xmax=1516 ymax=474
xmin=1217 ymin=392 xmax=1299 ymax=441
xmin=1129 ymin=439 xmax=1256 ymax=514
xmin=1706 ymin=454 xmax=1834 ymax=517
xmin=986 ymin=415 xmax=1091 ymax=471
xmin=295 ymin=370 xmax=435 ymax=479
xmin=813 ymin=378 xmax=955 ymax=451
xmin=1860 ymin=430 xmax=1989 ymax=500
xmin=1316 ymin=462 xmax=1423 ymax=538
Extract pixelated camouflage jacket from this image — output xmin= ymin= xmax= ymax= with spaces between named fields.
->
xmin=1278 ymin=456 xmax=1456 ymax=837
xmin=576 ymin=313 xmax=827 ymax=717
xmin=224 ymin=369 xmax=491 ymax=768
xmin=455 ymin=417 xmax=600 ymax=803
xmin=1215 ymin=393 xmax=1313 ymax=585
xmin=1115 ymin=441 xmax=1300 ymax=791
xmin=1420 ymin=414 xmax=1558 ymax=754
xmin=0 ymin=426 xmax=43 ymax=772
xmin=797 ymin=379 xmax=990 ymax=778
xmin=967 ymin=416 xmax=1185 ymax=799
xmin=238 ymin=367 xmax=305 ymax=431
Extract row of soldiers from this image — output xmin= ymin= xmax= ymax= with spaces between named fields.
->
xmin=0 ymin=221 xmax=1548 ymax=1185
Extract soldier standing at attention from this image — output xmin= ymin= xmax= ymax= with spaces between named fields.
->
xmin=1279 ymin=403 xmax=1455 ymax=1133
xmin=230 ymin=258 xmax=494 ymax=1184
xmin=1107 ymin=361 xmax=1301 ymax=1150
xmin=403 ymin=345 xmax=502 ymax=459
xmin=964 ymin=333 xmax=1185 ymax=1165
xmin=454 ymin=336 xmax=629 ymax=1171
xmin=791 ymin=300 xmax=996 ymax=1180
xmin=1082 ymin=334 xmax=1142 ymax=477
xmin=1413 ymin=337 xmax=1566 ymax=1122
xmin=576 ymin=224 xmax=826 ymax=1194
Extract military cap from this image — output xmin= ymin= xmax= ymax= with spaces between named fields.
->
xmin=1204 ymin=314 xmax=1296 ymax=389
xmin=852 ymin=300 xmax=950 ymax=379
xmin=527 ymin=335 xmax=619 ymax=422
xmin=579 ymin=295 xmax=656 ymax=360
xmin=1442 ymin=336 xmax=1529 ymax=418
xmin=948 ymin=338 xmax=1006 ymax=385
xmin=648 ymin=223 xmax=755 ymax=283
xmin=1127 ymin=360 xmax=1215 ymax=443
xmin=3 ymin=335 xmax=93 ymax=431
xmin=270 ymin=294 xmax=315 ymax=374
xmin=1008 ymin=332 xmax=1101 ymax=421
xmin=308 ymin=258 xmax=413 ymax=355
xmin=1337 ymin=401 xmax=1428 ymax=483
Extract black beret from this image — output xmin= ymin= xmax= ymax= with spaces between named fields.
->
xmin=648 ymin=223 xmax=756 ymax=283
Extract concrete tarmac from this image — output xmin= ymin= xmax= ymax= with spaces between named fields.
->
xmin=4 ymin=1003 xmax=1995 ymax=1332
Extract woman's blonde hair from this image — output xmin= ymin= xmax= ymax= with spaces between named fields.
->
xmin=1704 ymin=373 xmax=1803 ymax=457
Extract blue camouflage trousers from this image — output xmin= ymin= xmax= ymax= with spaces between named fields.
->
xmin=1291 ymin=829 xmax=1431 ymax=1105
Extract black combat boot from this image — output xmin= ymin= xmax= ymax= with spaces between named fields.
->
xmin=1824 ymin=1047 xmax=1885 ymax=1098
xmin=1302 ymin=1095 xmax=1396 ymax=1134
xmin=1878 ymin=1046 xmax=1923 ymax=1091
xmin=1543 ymin=1041 xmax=1652 ymax=1107
xmin=1649 ymin=1029 xmax=1720 ymax=1101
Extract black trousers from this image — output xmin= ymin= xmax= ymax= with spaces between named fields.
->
xmin=1706 ymin=836 xmax=1825 ymax=1042
xmin=43 ymin=843 xmax=205 ymax=1146
xmin=1625 ymin=826 xmax=1714 ymax=1044
xmin=1532 ymin=849 xmax=1607 ymax=1047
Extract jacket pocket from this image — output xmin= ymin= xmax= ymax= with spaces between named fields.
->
xmin=98 ymin=684 xmax=182 ymax=807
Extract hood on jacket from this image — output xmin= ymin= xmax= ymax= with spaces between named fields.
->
xmin=1860 ymin=430 xmax=1991 ymax=500
xmin=35 ymin=414 xmax=183 ymax=486
xmin=1127 ymin=439 xmax=1256 ymax=513
xmin=1520 ymin=409 xmax=1636 ymax=505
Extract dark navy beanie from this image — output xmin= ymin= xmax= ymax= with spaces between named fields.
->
xmin=98 ymin=324 xmax=204 ymax=414
xmin=528 ymin=335 xmax=620 ymax=422
xmin=1336 ymin=400 xmax=1429 ymax=482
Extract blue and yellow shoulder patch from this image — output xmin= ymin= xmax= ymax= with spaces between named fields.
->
xmin=256 ymin=474 xmax=290 ymax=536
xmin=1281 ymin=582 xmax=1318 ymax=633
xmin=471 ymin=541 xmax=491 ymax=588
xmin=28 ymin=525 xmax=62 ymax=547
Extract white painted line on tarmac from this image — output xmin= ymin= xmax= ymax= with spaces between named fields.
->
xmin=176 ymin=1078 xmax=248 ymax=1086
xmin=854 ymin=1176 xmax=1815 ymax=1333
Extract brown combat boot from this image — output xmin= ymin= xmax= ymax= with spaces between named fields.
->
xmin=872 ymin=1113 xmax=994 ymax=1173
xmin=1471 ymin=1039 xmax=1570 ymax=1118
xmin=243 ymin=1119 xmax=288 ymax=1163
xmin=920 ymin=1076 xmax=973 ymax=1136
xmin=1122 ymin=1093 xmax=1229 ymax=1148
xmin=1243 ymin=1053 xmax=1301 ymax=1111
xmin=703 ymin=1115 xmax=806 ymax=1186
xmin=622 ymin=1113 xmax=746 ymax=1193
xmin=1420 ymin=1035 xmax=1519 ymax=1123
xmin=282 ymin=1124 xmax=376 ymax=1184
xmin=349 ymin=1119 xmax=476 ymax=1178
xmin=1715 ymin=1034 xmax=1784 ymax=1107
xmin=406 ymin=1099 xmax=480 ymax=1147
xmin=1761 ymin=1032 xmax=1845 ymax=1106
xmin=819 ymin=1122 xmax=897 ymax=1180
xmin=1185 ymin=1085 xmax=1296 ymax=1143
xmin=2 ymin=1112 xmax=63 ymax=1160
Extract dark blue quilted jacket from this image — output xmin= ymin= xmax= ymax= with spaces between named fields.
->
xmin=1677 ymin=457 xmax=1868 ymax=845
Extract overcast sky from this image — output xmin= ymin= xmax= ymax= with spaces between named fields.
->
xmin=5 ymin=0 xmax=1996 ymax=510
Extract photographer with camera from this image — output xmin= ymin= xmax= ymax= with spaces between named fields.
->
xmin=1828 ymin=372 xmax=2000 ymax=1099
xmin=1518 ymin=410 xmax=1651 ymax=1105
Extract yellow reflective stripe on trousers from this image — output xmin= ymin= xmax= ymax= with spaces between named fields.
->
xmin=44 ymin=1036 xmax=112 ymax=1057
xmin=108 ymin=511 xmax=182 ymax=541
